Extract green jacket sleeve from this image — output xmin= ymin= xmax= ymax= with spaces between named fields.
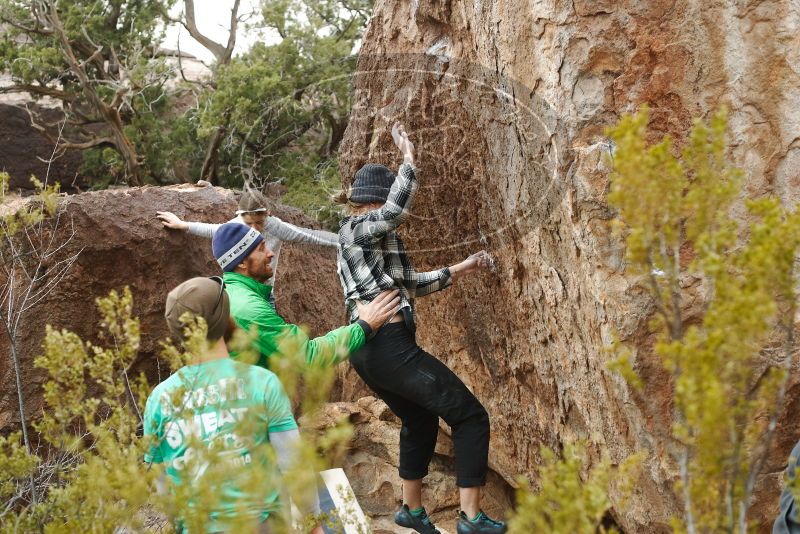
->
xmin=233 ymin=292 xmax=365 ymax=368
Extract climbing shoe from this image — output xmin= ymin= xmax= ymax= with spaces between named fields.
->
xmin=394 ymin=504 xmax=441 ymax=534
xmin=456 ymin=510 xmax=507 ymax=534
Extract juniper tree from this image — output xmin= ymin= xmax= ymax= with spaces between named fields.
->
xmin=0 ymin=0 xmax=182 ymax=185
xmin=197 ymin=0 xmax=372 ymax=226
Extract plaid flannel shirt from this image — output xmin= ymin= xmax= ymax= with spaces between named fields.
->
xmin=337 ymin=162 xmax=452 ymax=323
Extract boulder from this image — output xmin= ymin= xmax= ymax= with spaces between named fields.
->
xmin=0 ymin=104 xmax=86 ymax=192
xmin=0 ymin=184 xmax=344 ymax=432
xmin=338 ymin=0 xmax=800 ymax=531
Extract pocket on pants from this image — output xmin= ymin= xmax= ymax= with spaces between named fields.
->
xmin=413 ymin=366 xmax=443 ymax=401
xmin=416 ymin=367 xmax=437 ymax=384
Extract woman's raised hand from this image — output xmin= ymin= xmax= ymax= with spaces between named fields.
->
xmin=391 ymin=122 xmax=415 ymax=163
xmin=465 ymin=250 xmax=494 ymax=272
xmin=450 ymin=250 xmax=495 ymax=279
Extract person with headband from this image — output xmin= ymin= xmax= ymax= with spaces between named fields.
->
xmin=210 ymin=222 xmax=400 ymax=369
xmin=157 ymin=188 xmax=338 ymax=310
xmin=334 ymin=123 xmax=506 ymax=534
xmin=143 ymin=276 xmax=323 ymax=533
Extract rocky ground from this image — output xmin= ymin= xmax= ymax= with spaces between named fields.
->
xmin=310 ymin=397 xmax=514 ymax=533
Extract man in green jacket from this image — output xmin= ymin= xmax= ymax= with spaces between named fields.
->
xmin=211 ymin=222 xmax=399 ymax=368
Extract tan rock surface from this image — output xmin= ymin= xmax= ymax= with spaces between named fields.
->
xmin=338 ymin=1 xmax=800 ymax=531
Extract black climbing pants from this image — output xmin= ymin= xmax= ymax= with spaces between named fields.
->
xmin=349 ymin=322 xmax=490 ymax=487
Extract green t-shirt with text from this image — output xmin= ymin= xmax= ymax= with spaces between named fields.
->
xmin=143 ymin=358 xmax=297 ymax=532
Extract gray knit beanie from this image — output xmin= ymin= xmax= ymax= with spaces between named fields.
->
xmin=349 ymin=164 xmax=396 ymax=204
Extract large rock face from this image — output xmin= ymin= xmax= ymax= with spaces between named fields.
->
xmin=0 ymin=185 xmax=344 ymax=432
xmin=339 ymin=0 xmax=800 ymax=531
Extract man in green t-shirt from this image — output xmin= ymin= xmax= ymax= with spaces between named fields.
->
xmin=210 ymin=222 xmax=399 ymax=369
xmin=144 ymin=277 xmax=323 ymax=533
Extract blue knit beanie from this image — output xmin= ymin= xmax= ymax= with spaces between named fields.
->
xmin=212 ymin=222 xmax=264 ymax=272
xmin=349 ymin=164 xmax=396 ymax=203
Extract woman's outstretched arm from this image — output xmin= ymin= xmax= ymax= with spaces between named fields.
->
xmin=157 ymin=211 xmax=233 ymax=238
xmin=264 ymin=216 xmax=339 ymax=247
xmin=414 ymin=251 xmax=494 ymax=298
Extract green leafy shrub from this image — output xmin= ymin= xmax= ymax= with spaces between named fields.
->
xmin=510 ymin=443 xmax=641 ymax=534
xmin=605 ymin=107 xmax=800 ymax=532
xmin=0 ymin=288 xmax=355 ymax=533
xmin=510 ymin=108 xmax=800 ymax=534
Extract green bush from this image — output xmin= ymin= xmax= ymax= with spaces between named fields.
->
xmin=605 ymin=108 xmax=800 ymax=532
xmin=510 ymin=108 xmax=800 ymax=533
xmin=510 ymin=443 xmax=641 ymax=534
xmin=0 ymin=288 xmax=353 ymax=533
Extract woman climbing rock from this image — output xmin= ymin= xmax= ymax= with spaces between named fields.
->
xmin=334 ymin=122 xmax=506 ymax=534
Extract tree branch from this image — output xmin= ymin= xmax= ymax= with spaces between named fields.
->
xmin=106 ymin=0 xmax=122 ymax=31
xmin=0 ymin=84 xmax=73 ymax=101
xmin=191 ymin=0 xmax=240 ymax=182
xmin=0 ymin=12 xmax=53 ymax=35
xmin=224 ymin=0 xmax=241 ymax=59
xmin=57 ymin=137 xmax=116 ymax=151
xmin=739 ymin=315 xmax=798 ymax=529
xmin=71 ymin=35 xmax=111 ymax=82
xmin=20 ymin=104 xmax=114 ymax=154
xmin=47 ymin=2 xmax=142 ymax=185
xmin=182 ymin=0 xmax=230 ymax=62
xmin=339 ymin=0 xmax=371 ymax=19
xmin=174 ymin=36 xmax=208 ymax=88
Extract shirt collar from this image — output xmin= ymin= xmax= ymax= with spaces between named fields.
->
xmin=222 ymin=271 xmax=272 ymax=299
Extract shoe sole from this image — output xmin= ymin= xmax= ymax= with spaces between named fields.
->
xmin=395 ymin=515 xmax=439 ymax=534
xmin=457 ymin=522 xmax=508 ymax=534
